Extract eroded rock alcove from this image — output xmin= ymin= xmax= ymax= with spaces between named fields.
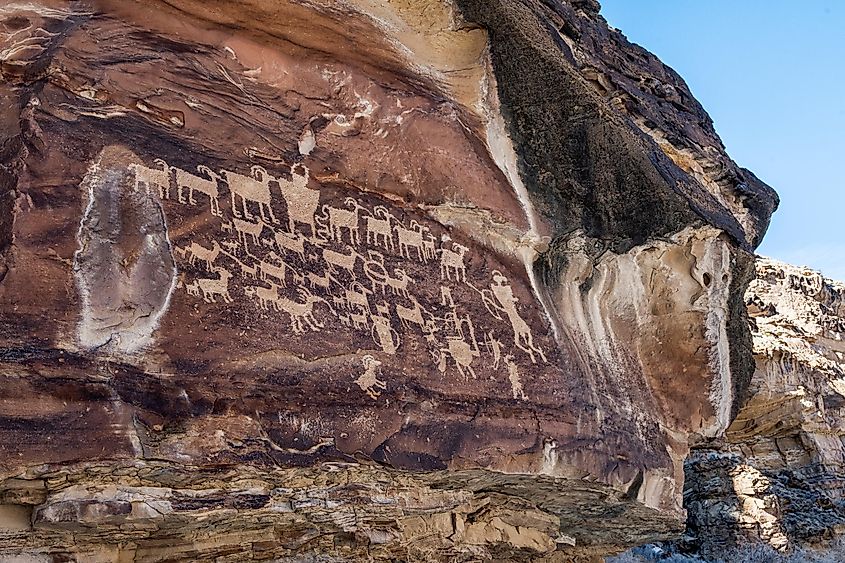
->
xmin=0 ymin=1 xmax=777 ymax=560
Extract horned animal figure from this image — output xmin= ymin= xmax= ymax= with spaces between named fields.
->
xmin=222 ymin=165 xmax=279 ymax=224
xmin=196 ymin=267 xmax=234 ymax=304
xmin=318 ymin=197 xmax=366 ymax=245
xmin=276 ymin=287 xmax=326 ymax=334
xmin=439 ymin=237 xmax=469 ymax=282
xmin=128 ymin=159 xmax=171 ymax=199
xmin=364 ymin=205 xmax=396 ymax=251
xmin=173 ymin=164 xmax=222 ymax=216
xmin=178 ymin=241 xmax=221 ymax=270
xmin=395 ymin=220 xmax=431 ymax=263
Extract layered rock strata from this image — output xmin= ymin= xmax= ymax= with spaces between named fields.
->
xmin=673 ymin=259 xmax=845 ymax=559
xmin=0 ymin=1 xmax=776 ymax=560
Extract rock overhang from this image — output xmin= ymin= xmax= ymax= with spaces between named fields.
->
xmin=0 ymin=0 xmax=778 ymax=560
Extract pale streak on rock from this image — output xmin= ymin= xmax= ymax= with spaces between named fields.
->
xmin=73 ymin=147 xmax=177 ymax=354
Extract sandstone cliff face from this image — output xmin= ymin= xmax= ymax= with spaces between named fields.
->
xmin=0 ymin=1 xmax=776 ymax=561
xmin=668 ymin=259 xmax=845 ymax=560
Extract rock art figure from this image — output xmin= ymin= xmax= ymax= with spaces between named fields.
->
xmin=371 ymin=313 xmax=400 ymax=355
xmin=480 ymin=271 xmax=547 ymax=364
xmin=274 ymin=230 xmax=307 ymax=261
xmin=128 ymin=159 xmax=171 ymax=199
xmin=439 ymin=236 xmax=468 ymax=282
xmin=317 ymin=197 xmax=365 ymax=245
xmin=395 ymin=220 xmax=430 ymax=263
xmin=173 ymin=164 xmax=222 ymax=216
xmin=233 ymin=217 xmax=265 ymax=251
xmin=505 ymin=354 xmax=527 ymax=400
xmin=275 ymin=286 xmax=326 ymax=334
xmin=355 ymin=355 xmax=387 ymax=400
xmin=196 ymin=267 xmax=234 ymax=304
xmin=363 ymin=206 xmax=396 ymax=251
xmin=278 ymin=163 xmax=320 ymax=236
xmin=222 ymin=165 xmax=279 ymax=224
xmin=176 ymin=241 xmax=221 ymax=270
xmin=323 ymin=245 xmax=361 ymax=276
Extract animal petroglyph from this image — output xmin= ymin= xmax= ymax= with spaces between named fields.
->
xmin=258 ymin=253 xmax=288 ymax=286
xmin=232 ymin=217 xmax=265 ymax=249
xmin=274 ymin=230 xmax=307 ymax=261
xmin=317 ymin=198 xmax=366 ymax=245
xmin=176 ymin=241 xmax=221 ymax=270
xmin=355 ymin=355 xmax=387 ymax=400
xmin=223 ymin=166 xmax=279 ymax=224
xmin=173 ymin=164 xmax=222 ymax=216
xmin=439 ymin=236 xmax=468 ymax=282
xmin=276 ymin=286 xmax=326 ymax=334
xmin=364 ymin=206 xmax=395 ymax=251
xmin=323 ymin=245 xmax=360 ymax=275
xmin=395 ymin=220 xmax=431 ymax=263
xmin=128 ymin=159 xmax=170 ymax=199
xmin=197 ymin=267 xmax=234 ymax=304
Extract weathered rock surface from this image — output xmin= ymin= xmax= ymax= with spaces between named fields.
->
xmin=0 ymin=1 xmax=776 ymax=561
xmin=650 ymin=259 xmax=845 ymax=560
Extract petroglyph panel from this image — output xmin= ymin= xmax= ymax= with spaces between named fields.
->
xmin=127 ymin=156 xmax=552 ymax=401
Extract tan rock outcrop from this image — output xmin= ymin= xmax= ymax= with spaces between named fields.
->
xmin=677 ymin=258 xmax=845 ymax=558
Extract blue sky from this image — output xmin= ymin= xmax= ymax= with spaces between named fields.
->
xmin=600 ymin=1 xmax=844 ymax=280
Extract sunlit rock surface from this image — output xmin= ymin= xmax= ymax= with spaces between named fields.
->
xmin=667 ymin=259 xmax=845 ymax=560
xmin=0 ymin=0 xmax=776 ymax=560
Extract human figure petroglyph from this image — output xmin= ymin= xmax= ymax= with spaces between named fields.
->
xmin=395 ymin=220 xmax=431 ymax=263
xmin=505 ymin=354 xmax=528 ymax=400
xmin=483 ymin=331 xmax=504 ymax=371
xmin=363 ymin=206 xmax=396 ymax=251
xmin=274 ymin=230 xmax=307 ymax=262
xmin=439 ymin=235 xmax=468 ymax=282
xmin=479 ymin=271 xmax=547 ymax=364
xmin=372 ymin=313 xmax=400 ymax=355
xmin=196 ymin=267 xmax=234 ymax=304
xmin=355 ymin=355 xmax=387 ymax=400
xmin=317 ymin=197 xmax=365 ymax=245
xmin=278 ymin=163 xmax=320 ymax=237
xmin=173 ymin=164 xmax=222 ymax=216
xmin=222 ymin=165 xmax=279 ymax=224
xmin=128 ymin=159 xmax=170 ymax=199
xmin=176 ymin=241 xmax=221 ymax=271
